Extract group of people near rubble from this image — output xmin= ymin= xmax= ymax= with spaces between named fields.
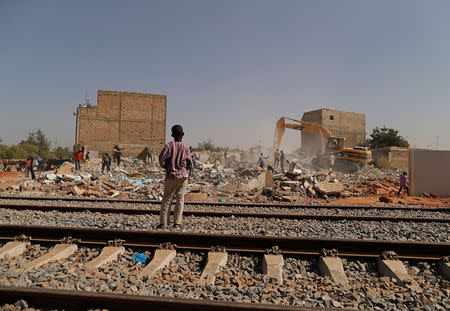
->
xmin=100 ymin=146 xmax=121 ymax=173
xmin=99 ymin=146 xmax=121 ymax=174
xmin=258 ymin=149 xmax=295 ymax=172
xmin=257 ymin=149 xmax=410 ymax=196
xmin=72 ymin=145 xmax=118 ymax=173
xmin=73 ymin=146 xmax=91 ymax=171
xmin=1 ymin=156 xmax=37 ymax=179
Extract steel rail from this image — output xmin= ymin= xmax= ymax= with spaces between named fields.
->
xmin=0 ymin=287 xmax=351 ymax=311
xmin=1 ymin=195 xmax=449 ymax=212
xmin=0 ymin=203 xmax=448 ymax=223
xmin=0 ymin=224 xmax=448 ymax=260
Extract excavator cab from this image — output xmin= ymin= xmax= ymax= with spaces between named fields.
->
xmin=325 ymin=138 xmax=344 ymax=154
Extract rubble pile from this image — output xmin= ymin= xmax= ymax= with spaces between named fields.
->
xmin=0 ymin=158 xmax=165 ymax=200
xmin=0 ymin=151 xmax=406 ymax=203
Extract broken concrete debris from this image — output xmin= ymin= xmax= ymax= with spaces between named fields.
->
xmin=0 ymin=149 xmax=410 ymax=204
xmin=314 ymin=181 xmax=345 ymax=197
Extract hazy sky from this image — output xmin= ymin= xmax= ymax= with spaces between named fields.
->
xmin=1 ymin=0 xmax=450 ymax=151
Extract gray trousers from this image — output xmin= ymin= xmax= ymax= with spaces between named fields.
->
xmin=159 ymin=177 xmax=188 ymax=226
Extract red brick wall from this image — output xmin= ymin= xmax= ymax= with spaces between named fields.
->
xmin=77 ymin=90 xmax=166 ymax=157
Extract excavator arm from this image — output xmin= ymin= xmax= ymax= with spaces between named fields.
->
xmin=274 ymin=117 xmax=333 ymax=149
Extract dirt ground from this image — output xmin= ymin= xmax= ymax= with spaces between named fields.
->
xmin=333 ymin=196 xmax=450 ymax=208
xmin=0 ymin=171 xmax=26 ymax=189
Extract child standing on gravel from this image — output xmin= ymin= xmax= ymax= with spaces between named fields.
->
xmin=157 ymin=125 xmax=193 ymax=229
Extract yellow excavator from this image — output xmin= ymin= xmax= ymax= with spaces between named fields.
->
xmin=274 ymin=117 xmax=371 ymax=172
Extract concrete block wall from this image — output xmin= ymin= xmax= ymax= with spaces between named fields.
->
xmin=389 ymin=148 xmax=409 ymax=171
xmin=300 ymin=109 xmax=366 ymax=154
xmin=372 ymin=147 xmax=409 ymax=171
xmin=77 ymin=90 xmax=166 ymax=157
xmin=409 ymin=149 xmax=450 ymax=196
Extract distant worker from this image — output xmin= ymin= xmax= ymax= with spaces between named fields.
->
xmin=329 ymin=154 xmax=335 ymax=171
xmin=287 ymin=158 xmax=297 ymax=173
xmin=26 ymin=156 xmax=35 ymax=179
xmin=191 ymin=148 xmax=200 ymax=178
xmin=36 ymin=157 xmax=44 ymax=171
xmin=274 ymin=149 xmax=281 ymax=169
xmin=101 ymin=153 xmax=111 ymax=174
xmin=158 ymin=125 xmax=193 ymax=229
xmin=2 ymin=157 xmax=7 ymax=171
xmin=24 ymin=158 xmax=31 ymax=177
xmin=258 ymin=153 xmax=267 ymax=169
xmin=143 ymin=147 xmax=152 ymax=164
xmin=85 ymin=151 xmax=90 ymax=163
xmin=113 ymin=145 xmax=121 ymax=167
xmin=280 ymin=150 xmax=285 ymax=171
xmin=398 ymin=171 xmax=409 ymax=196
xmin=74 ymin=150 xmax=82 ymax=170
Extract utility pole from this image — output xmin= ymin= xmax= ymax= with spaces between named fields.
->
xmin=84 ymin=91 xmax=91 ymax=107
xmin=74 ymin=107 xmax=79 ymax=147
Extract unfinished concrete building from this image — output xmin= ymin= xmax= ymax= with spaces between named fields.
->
xmin=75 ymin=90 xmax=166 ymax=157
xmin=301 ymin=109 xmax=366 ymax=154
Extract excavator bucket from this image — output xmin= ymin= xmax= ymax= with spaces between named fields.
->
xmin=274 ymin=117 xmax=331 ymax=150
xmin=274 ymin=117 xmax=286 ymax=149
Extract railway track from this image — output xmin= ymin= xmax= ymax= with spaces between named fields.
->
xmin=1 ymin=195 xmax=448 ymax=212
xmin=0 ymin=224 xmax=447 ymax=259
xmin=0 ymin=202 xmax=448 ymax=223
xmin=0 ymin=287 xmax=343 ymax=311
xmin=0 ymin=225 xmax=449 ymax=310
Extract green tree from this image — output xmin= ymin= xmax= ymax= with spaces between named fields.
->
xmin=0 ymin=130 xmax=74 ymax=159
xmin=10 ymin=145 xmax=33 ymax=158
xmin=365 ymin=126 xmax=409 ymax=149
xmin=0 ymin=144 xmax=9 ymax=158
xmin=197 ymin=139 xmax=229 ymax=152
xmin=19 ymin=129 xmax=51 ymax=158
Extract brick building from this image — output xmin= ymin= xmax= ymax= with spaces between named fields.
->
xmin=75 ymin=90 xmax=166 ymax=157
xmin=300 ymin=109 xmax=366 ymax=154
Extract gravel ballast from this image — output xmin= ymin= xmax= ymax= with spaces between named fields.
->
xmin=0 ymin=243 xmax=448 ymax=310
xmin=0 ymin=208 xmax=448 ymax=242
xmin=0 ymin=198 xmax=448 ymax=218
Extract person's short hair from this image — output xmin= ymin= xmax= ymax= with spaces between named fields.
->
xmin=171 ymin=125 xmax=184 ymax=138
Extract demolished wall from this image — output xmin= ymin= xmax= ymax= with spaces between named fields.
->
xmin=409 ymin=149 xmax=450 ymax=196
xmin=372 ymin=147 xmax=409 ymax=171
xmin=77 ymin=90 xmax=166 ymax=157
xmin=300 ymin=109 xmax=365 ymax=154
